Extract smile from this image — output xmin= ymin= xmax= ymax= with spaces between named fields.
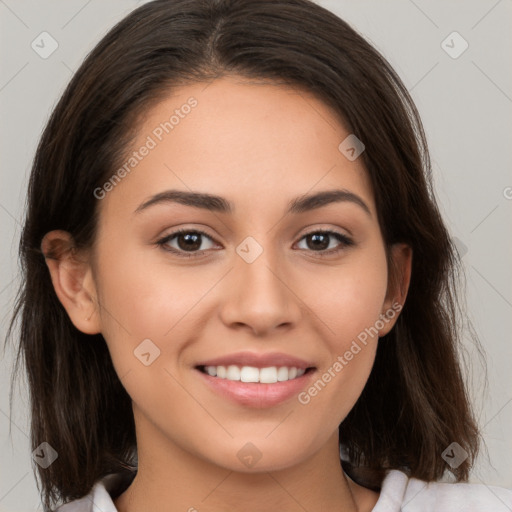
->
xmin=198 ymin=365 xmax=308 ymax=383
xmin=195 ymin=365 xmax=316 ymax=408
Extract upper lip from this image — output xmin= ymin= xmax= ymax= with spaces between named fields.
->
xmin=195 ymin=351 xmax=315 ymax=370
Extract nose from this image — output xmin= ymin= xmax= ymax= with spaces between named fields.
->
xmin=219 ymin=243 xmax=302 ymax=336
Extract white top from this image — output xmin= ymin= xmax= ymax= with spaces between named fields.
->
xmin=54 ymin=469 xmax=512 ymax=511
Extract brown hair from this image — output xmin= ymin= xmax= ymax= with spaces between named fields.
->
xmin=5 ymin=0 xmax=484 ymax=509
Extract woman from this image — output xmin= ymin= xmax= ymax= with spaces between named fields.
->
xmin=6 ymin=0 xmax=512 ymax=510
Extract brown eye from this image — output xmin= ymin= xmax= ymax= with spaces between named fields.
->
xmin=157 ymin=229 xmax=216 ymax=258
xmin=296 ymin=230 xmax=354 ymax=256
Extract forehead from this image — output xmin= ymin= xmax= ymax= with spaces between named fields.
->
xmin=98 ymin=76 xmax=375 ymax=220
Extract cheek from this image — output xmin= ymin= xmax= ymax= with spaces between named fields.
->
xmin=306 ymin=246 xmax=389 ymax=345
xmin=91 ymin=247 xmax=205 ymax=417
xmin=91 ymin=242 xmax=184 ymax=364
xmin=92 ymin=239 xmax=230 ymax=379
xmin=94 ymin=236 xmax=200 ymax=326
xmin=297 ymin=248 xmax=388 ymax=419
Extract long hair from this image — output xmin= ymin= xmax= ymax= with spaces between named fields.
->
xmin=5 ymin=0 xmax=483 ymax=509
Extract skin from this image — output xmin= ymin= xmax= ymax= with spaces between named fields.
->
xmin=42 ymin=76 xmax=412 ymax=512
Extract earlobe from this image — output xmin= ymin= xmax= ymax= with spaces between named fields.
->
xmin=41 ymin=230 xmax=101 ymax=335
xmin=379 ymin=243 xmax=412 ymax=337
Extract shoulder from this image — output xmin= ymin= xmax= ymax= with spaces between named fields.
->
xmin=52 ymin=479 xmax=116 ymax=512
xmin=373 ymin=469 xmax=512 ymax=512
xmin=52 ymin=471 xmax=135 ymax=512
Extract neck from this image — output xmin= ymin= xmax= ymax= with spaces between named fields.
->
xmin=115 ymin=408 xmax=378 ymax=512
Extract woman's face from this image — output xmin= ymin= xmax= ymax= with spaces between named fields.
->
xmin=84 ymin=76 xmax=407 ymax=472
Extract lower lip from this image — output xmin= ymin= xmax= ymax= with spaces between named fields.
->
xmin=196 ymin=368 xmax=316 ymax=408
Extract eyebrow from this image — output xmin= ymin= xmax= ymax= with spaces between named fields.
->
xmin=134 ymin=188 xmax=371 ymax=216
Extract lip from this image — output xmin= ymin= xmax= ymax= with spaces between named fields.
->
xmin=196 ymin=367 xmax=317 ymax=408
xmin=195 ymin=351 xmax=315 ymax=370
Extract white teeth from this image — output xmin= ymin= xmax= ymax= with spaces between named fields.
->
xmin=240 ymin=366 xmax=260 ymax=382
xmin=277 ymin=367 xmax=289 ymax=381
xmin=202 ymin=365 xmax=307 ymax=383
xmin=259 ymin=367 xmax=278 ymax=383
xmin=226 ymin=365 xmax=241 ymax=380
xmin=206 ymin=366 xmax=217 ymax=376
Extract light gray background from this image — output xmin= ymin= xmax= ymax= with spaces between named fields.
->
xmin=1 ymin=1 xmax=511 ymax=510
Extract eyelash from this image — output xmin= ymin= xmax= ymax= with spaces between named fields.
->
xmin=156 ymin=228 xmax=354 ymax=259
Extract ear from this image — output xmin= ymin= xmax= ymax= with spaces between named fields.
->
xmin=41 ymin=230 xmax=101 ymax=335
xmin=378 ymin=243 xmax=412 ymax=337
